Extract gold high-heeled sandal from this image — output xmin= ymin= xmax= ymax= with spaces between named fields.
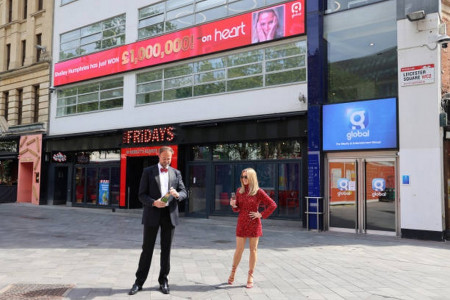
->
xmin=228 ymin=266 xmax=237 ymax=285
xmin=246 ymin=270 xmax=254 ymax=288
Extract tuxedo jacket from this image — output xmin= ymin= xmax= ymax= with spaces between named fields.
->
xmin=138 ymin=165 xmax=187 ymax=227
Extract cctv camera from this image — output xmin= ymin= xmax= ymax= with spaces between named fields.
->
xmin=49 ymin=87 xmax=56 ymax=93
xmin=436 ymin=34 xmax=450 ymax=44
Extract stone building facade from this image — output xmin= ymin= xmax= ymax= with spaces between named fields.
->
xmin=0 ymin=0 xmax=53 ymax=204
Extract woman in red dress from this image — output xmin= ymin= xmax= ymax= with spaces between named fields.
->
xmin=228 ymin=168 xmax=277 ymax=288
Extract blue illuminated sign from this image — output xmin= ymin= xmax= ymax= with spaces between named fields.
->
xmin=402 ymin=175 xmax=410 ymax=185
xmin=323 ymin=98 xmax=397 ymax=151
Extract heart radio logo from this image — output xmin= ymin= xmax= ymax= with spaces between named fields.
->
xmin=291 ymin=2 xmax=302 ymax=16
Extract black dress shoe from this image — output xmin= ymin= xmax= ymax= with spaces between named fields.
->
xmin=159 ymin=282 xmax=170 ymax=294
xmin=128 ymin=284 xmax=142 ymax=295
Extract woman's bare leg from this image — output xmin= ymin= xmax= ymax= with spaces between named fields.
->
xmin=228 ymin=237 xmax=246 ymax=284
xmin=247 ymin=237 xmax=259 ymax=288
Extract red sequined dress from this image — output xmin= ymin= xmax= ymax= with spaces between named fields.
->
xmin=232 ymin=186 xmax=277 ymax=237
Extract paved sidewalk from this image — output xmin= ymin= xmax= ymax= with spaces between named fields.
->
xmin=1 ymin=203 xmax=450 ymax=299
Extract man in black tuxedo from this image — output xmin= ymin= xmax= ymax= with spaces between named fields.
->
xmin=129 ymin=146 xmax=187 ymax=295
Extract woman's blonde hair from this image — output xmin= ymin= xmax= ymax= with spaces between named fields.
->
xmin=239 ymin=168 xmax=259 ymax=196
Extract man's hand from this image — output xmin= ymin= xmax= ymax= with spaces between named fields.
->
xmin=153 ymin=199 xmax=167 ymax=208
xmin=169 ymin=187 xmax=180 ymax=199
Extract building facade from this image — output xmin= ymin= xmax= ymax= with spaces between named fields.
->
xmin=47 ymin=0 xmax=308 ymax=218
xmin=0 ymin=0 xmax=53 ymax=204
xmin=311 ymin=0 xmax=449 ymax=240
xmin=44 ymin=0 xmax=450 ymax=240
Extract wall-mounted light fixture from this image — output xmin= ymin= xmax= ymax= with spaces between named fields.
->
xmin=406 ymin=10 xmax=426 ymax=22
xmin=298 ymin=92 xmax=306 ymax=103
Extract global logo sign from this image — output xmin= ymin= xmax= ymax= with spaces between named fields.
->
xmin=346 ymin=109 xmax=370 ymax=141
xmin=371 ymin=178 xmax=386 ymax=198
xmin=322 ymin=97 xmax=397 ymax=151
xmin=337 ymin=178 xmax=351 ymax=196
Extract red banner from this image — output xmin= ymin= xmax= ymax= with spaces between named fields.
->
xmin=54 ymin=0 xmax=305 ymax=86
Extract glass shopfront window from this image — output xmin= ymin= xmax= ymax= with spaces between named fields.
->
xmin=73 ymin=150 xmax=120 ymax=206
xmin=0 ymin=159 xmax=18 ymax=203
xmin=0 ymin=159 xmax=18 ymax=186
xmin=188 ymin=140 xmax=303 ymax=218
xmin=74 ymin=165 xmax=119 ymax=206
xmin=213 ymin=141 xmax=301 ymax=160
xmin=324 ymin=0 xmax=397 ymax=103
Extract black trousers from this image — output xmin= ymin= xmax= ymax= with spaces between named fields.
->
xmin=135 ymin=208 xmax=174 ymax=287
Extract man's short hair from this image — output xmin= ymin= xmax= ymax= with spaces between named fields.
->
xmin=159 ymin=146 xmax=174 ymax=155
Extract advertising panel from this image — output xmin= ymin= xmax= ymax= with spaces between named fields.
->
xmin=98 ymin=180 xmax=110 ymax=205
xmin=54 ymin=0 xmax=305 ymax=86
xmin=323 ymin=98 xmax=397 ymax=151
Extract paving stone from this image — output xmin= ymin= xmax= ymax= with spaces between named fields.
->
xmin=1 ymin=203 xmax=450 ymax=300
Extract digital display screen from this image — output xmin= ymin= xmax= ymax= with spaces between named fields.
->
xmin=54 ymin=0 xmax=305 ymax=86
xmin=323 ymin=97 xmax=397 ymax=151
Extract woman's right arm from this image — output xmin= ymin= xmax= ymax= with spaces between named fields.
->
xmin=231 ymin=190 xmax=240 ymax=212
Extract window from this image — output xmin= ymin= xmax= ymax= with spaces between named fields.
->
xmin=6 ymin=44 xmax=11 ymax=70
xmin=212 ymin=141 xmax=302 ymax=161
xmin=33 ymin=85 xmax=39 ymax=123
xmin=138 ymin=0 xmax=286 ymax=39
xmin=2 ymin=92 xmax=9 ymax=121
xmin=17 ymin=89 xmax=23 ymax=125
xmin=23 ymin=0 xmax=27 ymax=19
xmin=8 ymin=0 xmax=13 ymax=23
xmin=38 ymin=0 xmax=43 ymax=10
xmin=21 ymin=40 xmax=26 ymax=66
xmin=325 ymin=0 xmax=397 ymax=103
xmin=136 ymin=40 xmax=306 ymax=104
xmin=56 ymin=77 xmax=123 ymax=116
xmin=36 ymin=34 xmax=42 ymax=62
xmin=61 ymin=0 xmax=77 ymax=5
xmin=0 ymin=159 xmax=18 ymax=186
xmin=189 ymin=140 xmax=303 ymax=218
xmin=326 ymin=0 xmax=386 ymax=14
xmin=59 ymin=14 xmax=125 ymax=60
xmin=73 ymin=151 xmax=120 ymax=206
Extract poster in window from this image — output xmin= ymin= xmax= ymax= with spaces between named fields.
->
xmin=98 ymin=180 xmax=109 ymax=205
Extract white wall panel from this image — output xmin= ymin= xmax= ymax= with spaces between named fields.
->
xmin=397 ymin=14 xmax=445 ymax=232
xmin=49 ymin=81 xmax=307 ymax=135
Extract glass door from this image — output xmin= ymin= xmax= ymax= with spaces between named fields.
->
xmin=328 ymin=160 xmax=358 ymax=230
xmin=327 ymin=156 xmax=397 ymax=234
xmin=188 ymin=164 xmax=208 ymax=216
xmin=54 ymin=166 xmax=68 ymax=205
xmin=365 ymin=159 xmax=396 ymax=232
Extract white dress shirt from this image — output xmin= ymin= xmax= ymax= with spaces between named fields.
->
xmin=158 ymin=163 xmax=169 ymax=205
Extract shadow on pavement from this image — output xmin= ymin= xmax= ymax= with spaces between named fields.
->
xmin=66 ymin=283 xmax=233 ymax=299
